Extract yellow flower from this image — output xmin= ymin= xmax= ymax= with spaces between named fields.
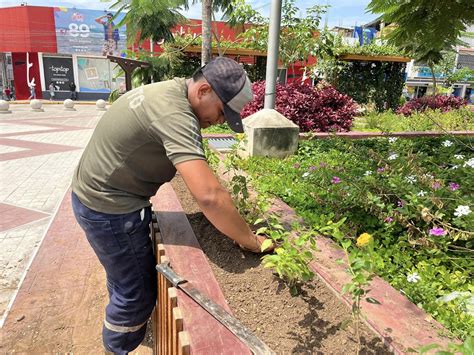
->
xmin=356 ymin=233 xmax=373 ymax=247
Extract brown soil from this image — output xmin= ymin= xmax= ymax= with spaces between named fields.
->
xmin=171 ymin=175 xmax=392 ymax=354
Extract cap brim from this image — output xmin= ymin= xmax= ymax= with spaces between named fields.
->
xmin=223 ymin=104 xmax=244 ymax=133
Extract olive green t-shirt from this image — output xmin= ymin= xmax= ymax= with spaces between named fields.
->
xmin=72 ymin=78 xmax=205 ymax=214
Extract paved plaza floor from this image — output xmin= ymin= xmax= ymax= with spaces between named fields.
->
xmin=0 ymin=103 xmax=102 ymax=325
xmin=0 ymin=103 xmax=152 ymax=353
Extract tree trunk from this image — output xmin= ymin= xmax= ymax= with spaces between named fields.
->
xmin=201 ymin=0 xmax=212 ymax=65
xmin=429 ymin=63 xmax=437 ymax=95
xmin=212 ymin=11 xmax=222 ymax=56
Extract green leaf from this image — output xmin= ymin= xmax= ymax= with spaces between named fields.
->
xmin=260 ymin=239 xmax=273 ymax=252
xmin=341 ymin=240 xmax=351 ymax=249
xmin=256 ymin=227 xmax=268 ymax=235
xmin=365 ymin=297 xmax=381 ymax=305
xmin=418 ymin=344 xmax=440 ymax=354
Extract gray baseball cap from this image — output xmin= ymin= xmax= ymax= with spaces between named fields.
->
xmin=201 ymin=57 xmax=253 ymax=133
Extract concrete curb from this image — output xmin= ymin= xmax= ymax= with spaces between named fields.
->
xmin=7 ymin=100 xmax=103 ymax=106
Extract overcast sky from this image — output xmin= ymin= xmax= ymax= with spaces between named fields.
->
xmin=1 ymin=0 xmax=377 ymax=29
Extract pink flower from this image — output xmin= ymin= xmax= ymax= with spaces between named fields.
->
xmin=293 ymin=163 xmax=301 ymax=169
xmin=429 ymin=227 xmax=446 ymax=236
xmin=331 ymin=176 xmax=341 ymax=184
xmin=377 ymin=167 xmax=385 ymax=173
xmin=397 ymin=200 xmax=405 ymax=208
xmin=449 ymin=182 xmax=460 ymax=191
xmin=384 ymin=217 xmax=393 ymax=223
xmin=432 ymin=181 xmax=442 ymax=190
xmin=309 ymin=165 xmax=317 ymax=171
xmin=319 ymin=162 xmax=327 ymax=168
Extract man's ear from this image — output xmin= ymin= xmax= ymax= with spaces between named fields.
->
xmin=196 ymin=82 xmax=213 ymax=99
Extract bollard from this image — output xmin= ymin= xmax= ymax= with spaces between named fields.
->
xmin=96 ymin=99 xmax=107 ymax=111
xmin=30 ymin=99 xmax=44 ymax=112
xmin=0 ymin=100 xmax=12 ymax=114
xmin=64 ymin=99 xmax=76 ymax=111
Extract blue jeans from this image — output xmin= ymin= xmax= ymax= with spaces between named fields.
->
xmin=72 ymin=192 xmax=156 ymax=354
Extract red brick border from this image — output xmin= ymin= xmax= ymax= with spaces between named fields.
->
xmin=203 ymin=130 xmax=474 ymax=140
xmin=151 ymin=184 xmax=251 ymax=354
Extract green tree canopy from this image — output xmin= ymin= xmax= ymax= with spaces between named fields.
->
xmin=227 ymin=0 xmax=327 ymax=70
xmin=367 ymin=0 xmax=474 ymax=90
xmin=110 ymin=0 xmax=188 ymax=45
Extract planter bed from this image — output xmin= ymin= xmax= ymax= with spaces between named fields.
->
xmin=170 ymin=176 xmax=391 ymax=354
xmin=222 ymin=135 xmax=472 ymax=343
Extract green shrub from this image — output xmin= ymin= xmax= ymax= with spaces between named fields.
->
xmin=359 ymin=107 xmax=474 ymax=132
xmin=240 ymin=136 xmax=474 ymax=339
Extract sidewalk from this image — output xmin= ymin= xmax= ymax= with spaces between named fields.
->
xmin=0 ymin=104 xmax=152 ymax=353
xmin=0 ymin=104 xmax=101 ymax=324
xmin=0 ymin=104 xmax=104 ymax=352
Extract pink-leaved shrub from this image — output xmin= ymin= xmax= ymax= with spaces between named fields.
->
xmin=396 ymin=95 xmax=466 ymax=116
xmin=241 ymin=81 xmax=358 ymax=132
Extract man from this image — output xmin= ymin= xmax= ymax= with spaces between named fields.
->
xmin=4 ymin=86 xmax=11 ymax=101
xmin=27 ymin=83 xmax=36 ymax=100
xmin=71 ymin=57 xmax=273 ymax=354
xmin=95 ymin=13 xmax=120 ymax=56
xmin=69 ymin=81 xmax=77 ymax=100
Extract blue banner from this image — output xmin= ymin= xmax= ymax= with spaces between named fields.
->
xmin=353 ymin=26 xmax=377 ymax=46
xmin=54 ymin=7 xmax=126 ymax=56
xmin=416 ymin=67 xmax=445 ymax=78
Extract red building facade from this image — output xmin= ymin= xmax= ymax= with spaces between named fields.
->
xmin=0 ymin=5 xmax=312 ymax=100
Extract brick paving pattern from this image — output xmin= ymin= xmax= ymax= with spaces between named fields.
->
xmin=0 ymin=105 xmax=100 ymax=324
xmin=0 ymin=103 xmax=152 ymax=354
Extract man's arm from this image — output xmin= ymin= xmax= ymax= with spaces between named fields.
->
xmin=176 ymin=159 xmax=270 ymax=252
xmin=95 ymin=15 xmax=106 ymax=24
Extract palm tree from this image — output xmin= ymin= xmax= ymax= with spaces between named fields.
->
xmin=111 ymin=0 xmax=188 ymax=46
xmin=111 ymin=0 xmax=233 ymax=66
xmin=197 ymin=0 xmax=234 ymax=65
xmin=201 ymin=0 xmax=212 ymax=64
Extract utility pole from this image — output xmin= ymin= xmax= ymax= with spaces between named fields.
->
xmin=264 ymin=0 xmax=282 ymax=109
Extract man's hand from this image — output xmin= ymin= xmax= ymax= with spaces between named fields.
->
xmin=235 ymin=234 xmax=275 ymax=254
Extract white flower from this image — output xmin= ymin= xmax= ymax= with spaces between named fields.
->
xmin=388 ymin=153 xmax=398 ymax=160
xmin=437 ymin=292 xmax=474 ymax=317
xmin=442 ymin=140 xmax=453 ymax=147
xmin=463 ymin=158 xmax=474 ymax=168
xmin=364 ymin=170 xmax=372 ymax=176
xmin=407 ymin=272 xmax=421 ymax=283
xmin=422 ymin=173 xmax=434 ymax=179
xmin=405 ymin=175 xmax=417 ymax=184
xmin=451 ymin=165 xmax=459 ymax=170
xmin=302 ymin=172 xmax=310 ymax=178
xmin=417 ymin=190 xmax=427 ymax=197
xmin=454 ymin=154 xmax=465 ymax=160
xmin=437 ymin=291 xmax=471 ymax=303
xmin=454 ymin=205 xmax=472 ymax=217
xmin=388 ymin=137 xmax=398 ymax=143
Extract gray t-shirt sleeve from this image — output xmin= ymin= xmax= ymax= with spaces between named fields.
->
xmin=150 ymin=111 xmax=206 ymax=165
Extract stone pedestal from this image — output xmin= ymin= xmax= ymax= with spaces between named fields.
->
xmin=96 ymin=99 xmax=107 ymax=111
xmin=242 ymin=109 xmax=299 ymax=158
xmin=30 ymin=99 xmax=44 ymax=112
xmin=63 ymin=99 xmax=76 ymax=111
xmin=0 ymin=100 xmax=12 ymax=114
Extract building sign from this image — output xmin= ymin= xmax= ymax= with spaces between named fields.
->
xmin=77 ymin=56 xmax=111 ymax=93
xmin=457 ymin=54 xmax=474 ymax=70
xmin=415 ymin=66 xmax=444 ymax=78
xmin=54 ymin=7 xmax=126 ymax=56
xmin=42 ymin=56 xmax=74 ymax=91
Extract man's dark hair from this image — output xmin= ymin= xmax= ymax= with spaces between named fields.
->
xmin=192 ymin=68 xmax=204 ymax=82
